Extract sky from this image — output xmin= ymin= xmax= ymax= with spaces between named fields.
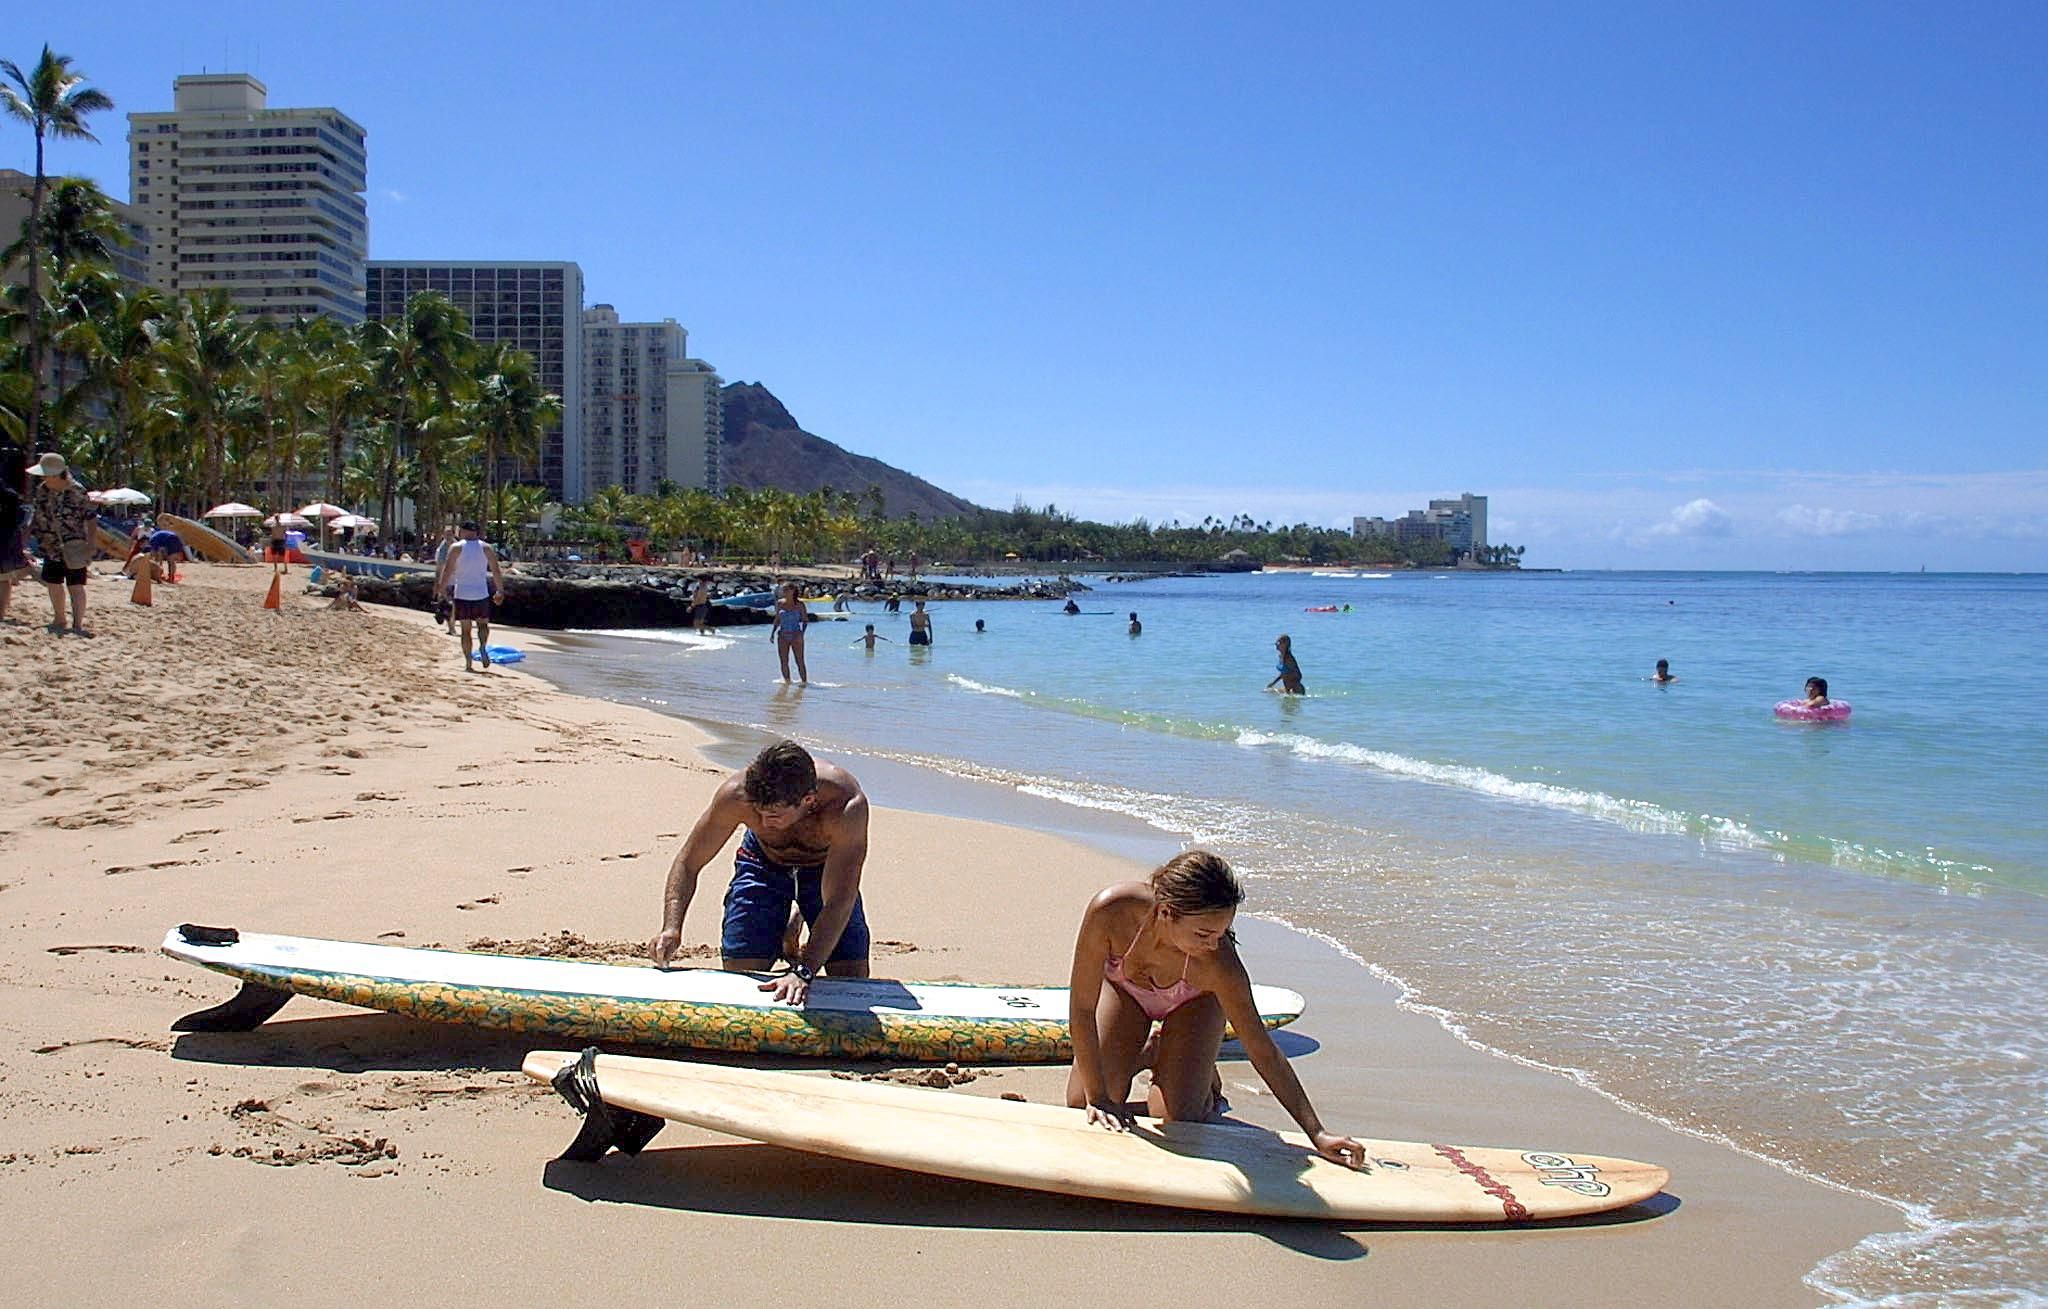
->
xmin=9 ymin=2 xmax=2045 ymax=569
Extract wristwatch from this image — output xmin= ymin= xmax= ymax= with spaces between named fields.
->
xmin=792 ymin=962 xmax=817 ymax=984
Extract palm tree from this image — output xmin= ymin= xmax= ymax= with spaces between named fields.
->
xmin=73 ymin=275 xmax=167 ymax=484
xmin=159 ymin=291 xmax=254 ymax=509
xmin=294 ymin=317 xmax=373 ymax=509
xmin=0 ymin=45 xmax=113 ymax=451
xmin=0 ymin=174 xmax=124 ymax=273
xmin=472 ymin=341 xmax=561 ymax=533
xmin=365 ymin=291 xmax=470 ymax=536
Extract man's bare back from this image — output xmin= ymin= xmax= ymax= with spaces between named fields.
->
xmin=650 ymin=741 xmax=873 ymax=1006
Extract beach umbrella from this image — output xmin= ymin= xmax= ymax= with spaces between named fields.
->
xmin=203 ymin=502 xmax=262 ymax=519
xmin=264 ymin=513 xmax=312 ymax=528
xmin=100 ymin=487 xmax=152 ymax=506
xmin=297 ymin=502 xmax=348 ymax=519
xmin=331 ymin=513 xmax=377 ymax=530
xmin=86 ymin=490 xmax=107 ymax=503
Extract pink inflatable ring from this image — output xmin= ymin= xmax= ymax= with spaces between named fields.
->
xmin=1775 ymin=700 xmax=1852 ymax=721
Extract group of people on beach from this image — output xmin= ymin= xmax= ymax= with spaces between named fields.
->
xmin=647 ymin=738 xmax=1366 ymax=1168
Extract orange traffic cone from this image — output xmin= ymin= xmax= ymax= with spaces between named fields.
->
xmin=263 ymin=573 xmax=282 ymax=610
xmin=131 ymin=565 xmax=153 ymax=606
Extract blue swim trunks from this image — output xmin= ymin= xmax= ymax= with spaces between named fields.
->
xmin=720 ymin=830 xmax=871 ymax=964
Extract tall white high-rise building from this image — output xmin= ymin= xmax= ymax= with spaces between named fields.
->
xmin=366 ymin=262 xmax=584 ymax=502
xmin=127 ymin=74 xmax=367 ymax=322
xmin=664 ymin=358 xmax=725 ymax=495
xmin=582 ymin=305 xmax=723 ymax=496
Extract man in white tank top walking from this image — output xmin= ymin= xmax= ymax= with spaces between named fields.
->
xmin=432 ymin=520 xmax=504 ymax=672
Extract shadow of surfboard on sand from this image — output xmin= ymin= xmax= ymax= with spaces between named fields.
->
xmin=542 ymin=1144 xmax=1373 ymax=1257
xmin=167 ymin=1010 xmax=1318 ymax=1075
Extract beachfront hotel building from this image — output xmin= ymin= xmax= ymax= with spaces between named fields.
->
xmin=1355 ymin=493 xmax=1489 ymax=556
xmin=126 ymin=74 xmax=368 ymax=322
xmin=365 ymin=262 xmax=585 ymax=502
xmin=581 ymin=305 xmax=724 ymax=496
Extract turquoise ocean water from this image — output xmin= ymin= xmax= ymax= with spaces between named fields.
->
xmin=556 ymin=570 xmax=2048 ymax=1306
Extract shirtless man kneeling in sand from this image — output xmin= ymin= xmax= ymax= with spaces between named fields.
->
xmin=648 ymin=740 xmax=871 ymax=1006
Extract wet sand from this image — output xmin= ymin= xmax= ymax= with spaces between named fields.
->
xmin=0 ymin=560 xmax=1900 ymax=1306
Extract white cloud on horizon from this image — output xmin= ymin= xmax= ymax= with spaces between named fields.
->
xmin=1647 ymin=498 xmax=1734 ymax=538
xmin=1778 ymin=504 xmax=1885 ymax=537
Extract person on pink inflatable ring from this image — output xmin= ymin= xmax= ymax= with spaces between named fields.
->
xmin=1776 ymin=676 xmax=1851 ymax=721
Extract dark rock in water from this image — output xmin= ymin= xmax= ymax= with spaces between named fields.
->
xmin=339 ymin=564 xmax=1088 ymax=629
xmin=345 ymin=572 xmax=771 ymax=630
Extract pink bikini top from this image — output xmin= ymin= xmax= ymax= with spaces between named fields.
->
xmin=1104 ymin=920 xmax=1202 ymax=1021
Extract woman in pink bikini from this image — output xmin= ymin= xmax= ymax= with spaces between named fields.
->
xmin=1065 ymin=850 xmax=1365 ymax=1167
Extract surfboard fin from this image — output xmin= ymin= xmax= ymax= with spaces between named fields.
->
xmin=550 ymin=1047 xmax=665 ymax=1162
xmin=172 ymin=980 xmax=294 ymax=1032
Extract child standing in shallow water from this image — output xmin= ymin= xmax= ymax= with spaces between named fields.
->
xmin=852 ymin=623 xmax=891 ymax=652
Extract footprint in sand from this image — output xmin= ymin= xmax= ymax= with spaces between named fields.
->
xmin=32 ymin=1035 xmax=169 ymax=1053
xmin=181 ymin=798 xmax=224 ymax=810
xmin=49 ymin=812 xmax=125 ymax=830
xmin=291 ymin=811 xmax=356 ymax=824
xmin=354 ymin=792 xmax=400 ymax=802
xmin=169 ymin=829 xmax=220 ymax=845
xmin=103 ymin=859 xmax=192 ymax=876
xmin=210 ymin=776 xmax=269 ymax=792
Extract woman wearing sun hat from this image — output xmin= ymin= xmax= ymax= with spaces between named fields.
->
xmin=27 ymin=452 xmax=97 ymax=637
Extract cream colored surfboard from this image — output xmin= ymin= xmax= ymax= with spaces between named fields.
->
xmin=91 ymin=521 xmax=133 ymax=561
xmin=156 ymin=512 xmax=258 ymax=564
xmin=522 ymin=1050 xmax=1669 ymax=1223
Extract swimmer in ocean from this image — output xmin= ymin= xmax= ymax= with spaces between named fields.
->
xmin=1653 ymin=659 xmax=1676 ymax=684
xmin=1267 ymin=635 xmax=1305 ymax=695
xmin=853 ymin=623 xmax=891 ymax=652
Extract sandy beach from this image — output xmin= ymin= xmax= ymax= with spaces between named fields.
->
xmin=0 ymin=560 xmax=1901 ymax=1307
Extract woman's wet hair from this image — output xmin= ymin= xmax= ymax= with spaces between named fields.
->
xmin=745 ymin=739 xmax=817 ymax=807
xmin=1150 ymin=850 xmax=1245 ymax=917
xmin=1806 ymin=676 xmax=1828 ymax=698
